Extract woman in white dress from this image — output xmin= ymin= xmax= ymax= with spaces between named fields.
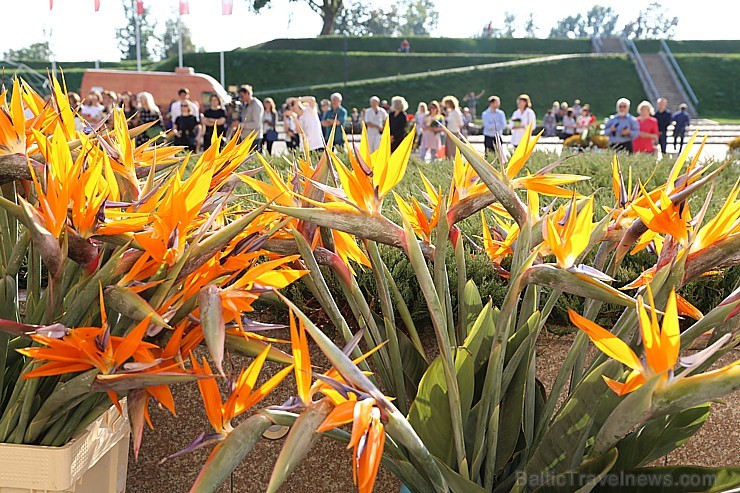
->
xmin=286 ymin=96 xmax=325 ymax=152
xmin=509 ymin=93 xmax=536 ymax=147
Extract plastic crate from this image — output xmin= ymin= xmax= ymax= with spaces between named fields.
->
xmin=0 ymin=399 xmax=130 ymax=493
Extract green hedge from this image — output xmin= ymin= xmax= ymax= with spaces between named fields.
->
xmin=256 ymin=55 xmax=646 ymax=123
xmin=634 ymin=39 xmax=740 ymax=54
xmin=252 ymin=36 xmax=593 ymax=54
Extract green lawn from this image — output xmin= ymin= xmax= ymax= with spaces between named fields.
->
xmin=255 ymin=55 xmax=646 ymax=121
xmin=151 ymin=50 xmax=526 ymax=91
xmin=634 ymin=39 xmax=740 ymax=54
xmin=674 ymin=54 xmax=740 ymax=120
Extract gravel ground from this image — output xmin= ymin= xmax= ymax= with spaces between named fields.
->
xmin=127 ymin=328 xmax=738 ymax=492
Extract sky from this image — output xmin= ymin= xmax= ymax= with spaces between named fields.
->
xmin=0 ymin=0 xmax=737 ymax=62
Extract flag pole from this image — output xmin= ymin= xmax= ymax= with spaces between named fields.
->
xmin=135 ymin=5 xmax=142 ymax=71
xmin=178 ymin=17 xmax=183 ymax=68
xmin=219 ymin=50 xmax=225 ymax=87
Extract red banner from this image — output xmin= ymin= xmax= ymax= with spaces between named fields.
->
xmin=49 ymin=0 xmax=53 ymax=10
xmin=222 ymin=0 xmax=233 ymax=15
xmin=179 ymin=0 xmax=189 ymax=15
xmin=136 ymin=0 xmax=144 ymax=15
xmin=94 ymin=0 xmax=100 ymax=11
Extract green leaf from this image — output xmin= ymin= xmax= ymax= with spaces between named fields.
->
xmin=613 ymin=404 xmax=710 ymax=470
xmin=524 ymin=264 xmax=637 ymax=308
xmin=408 ymin=357 xmax=454 ymax=465
xmin=23 ymin=369 xmax=98 ymax=443
xmin=189 ymin=413 xmax=272 ymax=493
xmin=532 ymin=448 xmax=618 ymax=493
xmin=591 ymin=465 xmax=740 ymax=493
xmin=267 ymin=399 xmax=333 ymax=493
xmin=434 ymin=457 xmax=488 ymax=493
xmin=90 ymin=372 xmax=212 ymax=392
xmin=525 ymin=360 xmax=621 ymax=477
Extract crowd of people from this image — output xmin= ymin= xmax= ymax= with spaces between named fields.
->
xmin=64 ymin=83 xmax=693 ymax=160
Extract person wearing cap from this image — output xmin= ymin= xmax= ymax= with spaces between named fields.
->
xmin=481 ymin=95 xmax=506 ymax=155
xmin=321 ymin=92 xmax=347 ymax=148
xmin=604 ymin=97 xmax=639 ymax=153
xmin=362 ymin=96 xmax=388 ymax=152
xmin=237 ymin=84 xmax=264 ymax=151
xmin=672 ymin=103 xmax=690 ymax=153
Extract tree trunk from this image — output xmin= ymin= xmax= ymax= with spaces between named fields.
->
xmin=319 ymin=0 xmax=341 ymax=35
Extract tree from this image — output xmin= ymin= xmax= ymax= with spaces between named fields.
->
xmin=585 ymin=5 xmax=619 ymax=38
xmin=502 ymin=11 xmax=517 ymax=37
xmin=622 ymin=3 xmax=679 ymax=39
xmin=159 ymin=18 xmax=196 ymax=60
xmin=252 ymin=0 xmax=342 ymax=36
xmin=523 ymin=14 xmax=537 ymax=38
xmin=116 ymin=0 xmax=157 ymax=61
xmin=333 ymin=0 xmax=437 ymax=37
xmin=548 ymin=4 xmax=620 ymax=38
xmin=548 ymin=14 xmax=585 ymax=38
xmin=2 ymin=41 xmax=51 ymax=61
xmin=398 ymin=0 xmax=438 ymax=36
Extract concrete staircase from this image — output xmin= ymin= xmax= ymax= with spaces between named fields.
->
xmin=639 ymin=53 xmax=696 ymax=116
xmin=597 ymin=37 xmax=624 ymax=54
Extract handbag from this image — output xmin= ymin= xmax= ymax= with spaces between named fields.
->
xmin=265 ymin=129 xmax=278 ymax=142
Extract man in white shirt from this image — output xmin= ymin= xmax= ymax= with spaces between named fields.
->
xmin=169 ymin=88 xmax=199 ymax=124
xmin=362 ymin=96 xmax=387 ymax=152
xmin=287 ymin=96 xmax=324 ymax=152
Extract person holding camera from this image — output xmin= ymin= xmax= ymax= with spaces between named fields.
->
xmin=604 ymin=98 xmax=640 ymax=154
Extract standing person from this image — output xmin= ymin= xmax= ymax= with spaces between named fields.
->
xmin=237 ymin=84 xmax=264 ymax=151
xmin=389 ymin=96 xmax=409 ymax=152
xmin=463 ymin=90 xmax=485 ymax=120
xmin=363 ymin=96 xmax=388 ymax=153
xmin=604 ymin=98 xmax=639 ymax=154
xmin=509 ymin=94 xmax=537 ymax=147
xmin=283 ymin=109 xmax=300 ymax=151
xmin=571 ymin=99 xmax=582 ymax=115
xmin=560 ymin=108 xmax=577 ymax=139
xmin=80 ymin=90 xmax=105 ymax=127
xmin=173 ymin=102 xmax=201 ymax=151
xmin=135 ymin=92 xmax=162 ymax=147
xmin=321 ymin=92 xmax=347 ymax=148
xmin=121 ymin=92 xmax=138 ymax=127
xmin=672 ymin=103 xmax=690 ymax=153
xmin=414 ymin=102 xmax=428 ymax=129
xmin=261 ymin=97 xmax=279 ymax=155
xmin=349 ymin=107 xmax=360 ymax=134
xmin=201 ymin=94 xmax=227 ymax=151
xmin=319 ymin=99 xmax=331 ymax=141
xmin=414 ymin=102 xmax=428 ymax=148
xmin=419 ymin=100 xmax=443 ymax=162
xmin=481 ymin=95 xmax=506 ymax=155
xmin=543 ymin=109 xmax=557 ymax=137
xmin=654 ymin=98 xmax=672 ymax=155
xmin=169 ymin=88 xmax=199 ymax=124
xmin=442 ymin=95 xmax=464 ymax=158
xmin=633 ymin=101 xmax=660 ymax=154
xmin=576 ymin=104 xmax=596 ymax=133
xmin=462 ymin=108 xmax=473 ymax=137
xmin=287 ymin=96 xmax=324 ymax=152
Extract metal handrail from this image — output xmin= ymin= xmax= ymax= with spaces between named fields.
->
xmin=592 ymin=36 xmax=603 ymax=53
xmin=622 ymin=38 xmax=659 ymax=102
xmin=660 ymin=39 xmax=699 ymax=106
